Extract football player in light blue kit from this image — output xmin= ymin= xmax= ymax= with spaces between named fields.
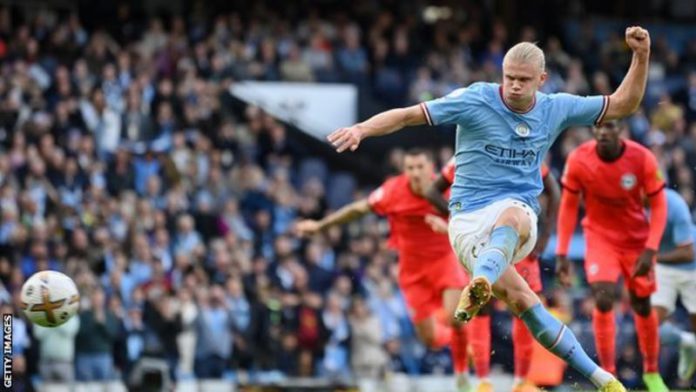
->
xmin=652 ymin=188 xmax=696 ymax=383
xmin=327 ymin=26 xmax=653 ymax=392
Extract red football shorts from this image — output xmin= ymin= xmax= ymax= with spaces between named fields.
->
xmin=399 ymin=253 xmax=469 ymax=323
xmin=584 ymin=231 xmax=656 ymax=297
xmin=515 ymin=254 xmax=543 ymax=293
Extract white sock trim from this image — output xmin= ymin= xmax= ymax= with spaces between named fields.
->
xmin=589 ymin=368 xmax=614 ymax=388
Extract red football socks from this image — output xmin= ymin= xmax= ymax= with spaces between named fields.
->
xmin=451 ymin=325 xmax=469 ymax=374
xmin=512 ymin=316 xmax=534 ymax=379
xmin=468 ymin=315 xmax=491 ymax=378
xmin=592 ymin=308 xmax=617 ymax=375
xmin=634 ymin=310 xmax=660 ymax=373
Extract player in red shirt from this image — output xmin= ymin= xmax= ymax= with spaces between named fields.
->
xmin=426 ymin=159 xmax=560 ymax=392
xmin=295 ymin=149 xmax=472 ymax=391
xmin=555 ymin=120 xmax=669 ymax=392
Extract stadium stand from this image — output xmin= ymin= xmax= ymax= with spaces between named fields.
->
xmin=0 ymin=0 xmax=695 ymax=391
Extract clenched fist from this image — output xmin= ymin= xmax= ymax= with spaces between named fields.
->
xmin=625 ymin=26 xmax=650 ymax=56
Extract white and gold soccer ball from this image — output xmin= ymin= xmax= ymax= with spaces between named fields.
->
xmin=20 ymin=270 xmax=80 ymax=327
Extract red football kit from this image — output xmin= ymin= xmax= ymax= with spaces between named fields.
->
xmin=368 ymin=173 xmax=468 ymax=322
xmin=558 ymin=139 xmax=667 ymax=296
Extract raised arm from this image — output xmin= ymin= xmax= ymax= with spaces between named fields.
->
xmin=327 ymin=105 xmax=426 ymax=152
xmin=295 ymin=199 xmax=372 ymax=236
xmin=603 ymin=26 xmax=651 ymax=121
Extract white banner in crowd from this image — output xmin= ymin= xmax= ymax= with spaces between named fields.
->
xmin=230 ymin=82 xmax=357 ymax=140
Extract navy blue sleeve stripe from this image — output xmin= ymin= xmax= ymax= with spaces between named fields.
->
xmin=647 ymin=183 xmax=666 ymax=197
xmin=594 ymin=96 xmax=609 ymax=125
xmin=420 ymin=102 xmax=433 ymax=125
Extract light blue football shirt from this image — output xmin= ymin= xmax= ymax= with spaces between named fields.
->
xmin=659 ymin=188 xmax=696 ymax=270
xmin=422 ymin=82 xmax=608 ymax=215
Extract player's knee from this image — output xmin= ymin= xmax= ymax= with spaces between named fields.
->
xmin=496 ymin=209 xmax=530 ymax=239
xmin=415 ymin=327 xmax=436 ymax=348
xmin=594 ymin=295 xmax=614 ymax=312
xmin=497 ymin=213 xmax=522 ymax=232
xmin=630 ymin=295 xmax=651 ymax=316
xmin=591 ymin=284 xmax=616 ymax=312
xmin=421 ymin=334 xmax=438 ymax=349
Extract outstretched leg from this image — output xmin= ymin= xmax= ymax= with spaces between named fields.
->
xmin=455 ymin=205 xmax=531 ymax=322
xmin=493 ymin=267 xmax=623 ymax=390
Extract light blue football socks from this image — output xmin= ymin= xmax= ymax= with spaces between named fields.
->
xmin=521 ymin=303 xmax=614 ymax=387
xmin=473 ymin=225 xmax=519 ymax=284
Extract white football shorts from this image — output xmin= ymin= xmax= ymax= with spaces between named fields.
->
xmin=448 ymin=198 xmax=538 ymax=272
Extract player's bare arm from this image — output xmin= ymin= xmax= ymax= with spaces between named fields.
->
xmin=424 ymin=175 xmax=451 ymax=215
xmin=633 ymin=189 xmax=668 ymax=277
xmin=555 ymin=187 xmax=582 ymax=287
xmin=632 ymin=249 xmax=657 ymax=278
xmin=603 ymin=26 xmax=651 ymax=121
xmin=534 ymin=171 xmax=561 ymax=258
xmin=327 ymin=105 xmax=426 ymax=152
xmin=657 ymin=242 xmax=696 ymax=264
xmin=294 ymin=199 xmax=372 ymax=236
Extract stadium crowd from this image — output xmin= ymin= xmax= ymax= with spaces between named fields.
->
xmin=0 ymin=1 xmax=694 ymax=390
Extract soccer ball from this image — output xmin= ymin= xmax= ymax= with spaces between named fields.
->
xmin=20 ymin=270 xmax=80 ymax=327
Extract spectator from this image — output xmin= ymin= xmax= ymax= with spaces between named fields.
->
xmin=75 ymin=287 xmax=119 ymax=381
xmin=320 ymin=292 xmax=350 ymax=379
xmin=141 ymin=293 xmax=182 ymax=381
xmin=336 ymin=25 xmax=369 ymax=85
xmin=294 ymin=291 xmax=328 ymax=377
xmin=173 ymin=214 xmax=204 ymax=259
xmin=193 ymin=285 xmax=234 ymax=379
xmin=225 ymin=277 xmax=253 ymax=370
xmin=0 ymin=3 xmax=695 ymax=389
xmin=349 ymin=297 xmax=388 ymax=380
xmin=280 ymin=43 xmax=315 ymax=82
xmin=81 ymin=88 xmax=121 ymax=160
xmin=33 ymin=314 xmax=80 ymax=382
xmin=176 ymin=287 xmax=198 ymax=379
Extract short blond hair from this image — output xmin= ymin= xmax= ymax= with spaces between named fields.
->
xmin=503 ymin=42 xmax=545 ymax=72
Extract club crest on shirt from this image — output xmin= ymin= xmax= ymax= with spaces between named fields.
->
xmin=514 ymin=123 xmax=530 ymax=137
xmin=588 ymin=263 xmax=599 ymax=276
xmin=620 ymin=173 xmax=637 ymax=190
